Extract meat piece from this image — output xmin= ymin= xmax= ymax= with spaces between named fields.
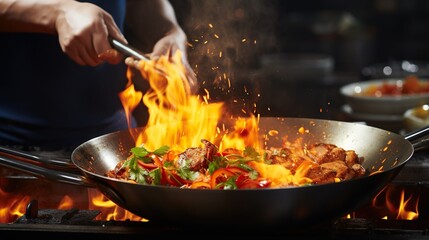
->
xmin=306 ymin=165 xmax=337 ymax=184
xmin=328 ymin=147 xmax=347 ymax=163
xmin=176 ymin=139 xmax=217 ymax=172
xmin=306 ymin=143 xmax=334 ymax=164
xmin=265 ymin=147 xmax=308 ymax=171
xmin=320 ymin=160 xmax=360 ymax=180
xmin=177 ymin=147 xmax=206 ymax=171
xmin=344 ymin=150 xmax=361 ymax=167
xmin=351 ymin=163 xmax=366 ymax=176
xmin=201 ymin=139 xmax=218 ymax=161
xmin=306 ymin=143 xmax=349 ymax=164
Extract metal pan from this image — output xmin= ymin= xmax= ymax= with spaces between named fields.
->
xmin=1 ymin=117 xmax=428 ymax=229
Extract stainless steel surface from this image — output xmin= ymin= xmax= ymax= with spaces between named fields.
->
xmin=109 ymin=37 xmax=149 ymax=61
xmin=0 ymin=146 xmax=74 ymax=171
xmin=0 ymin=155 xmax=93 ymax=187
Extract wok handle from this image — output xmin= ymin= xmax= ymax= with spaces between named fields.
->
xmin=404 ymin=125 xmax=429 ymax=150
xmin=0 ymin=155 xmax=95 ymax=188
xmin=109 ymin=37 xmax=149 ymax=61
xmin=404 ymin=125 xmax=429 ymax=141
xmin=0 ymin=146 xmax=76 ymax=171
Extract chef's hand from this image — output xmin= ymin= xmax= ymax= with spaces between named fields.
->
xmin=55 ymin=1 xmax=125 ymax=66
xmin=125 ymin=29 xmax=197 ymax=94
xmin=0 ymin=0 xmax=124 ymax=66
xmin=151 ymin=29 xmax=197 ymax=92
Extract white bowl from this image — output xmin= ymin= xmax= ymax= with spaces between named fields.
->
xmin=403 ymin=104 xmax=429 ymax=132
xmin=340 ymin=78 xmax=429 ymax=115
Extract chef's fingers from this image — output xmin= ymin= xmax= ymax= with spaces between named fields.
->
xmin=81 ymin=40 xmax=101 ymax=66
xmin=64 ymin=45 xmax=85 ymax=66
xmin=125 ymin=57 xmax=141 ymax=68
xmin=58 ymin=33 xmax=100 ymax=66
xmin=124 ymin=56 xmax=197 ymax=95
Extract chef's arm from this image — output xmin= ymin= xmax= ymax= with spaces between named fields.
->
xmin=0 ymin=0 xmax=126 ymax=66
xmin=0 ymin=0 xmax=59 ymax=33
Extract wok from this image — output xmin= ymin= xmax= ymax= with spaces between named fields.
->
xmin=0 ymin=117 xmax=428 ymax=229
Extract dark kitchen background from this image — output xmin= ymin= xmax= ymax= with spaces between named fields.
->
xmin=168 ymin=0 xmax=429 ymax=129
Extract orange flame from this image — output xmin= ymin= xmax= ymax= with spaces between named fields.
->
xmin=396 ymin=190 xmax=419 ymax=220
xmin=87 ymin=188 xmax=146 ymax=221
xmin=0 ymin=184 xmax=144 ymax=223
xmin=120 ymin=50 xmax=258 ymax=153
xmin=0 ymin=187 xmax=29 ymax=223
xmin=118 ymin=68 xmax=143 ymax=128
xmin=57 ymin=195 xmax=73 ymax=209
xmin=370 ymin=186 xmax=420 ymax=220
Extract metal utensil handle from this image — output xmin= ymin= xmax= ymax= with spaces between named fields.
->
xmin=0 ymin=155 xmax=94 ymax=187
xmin=404 ymin=125 xmax=429 ymax=151
xmin=404 ymin=125 xmax=429 ymax=141
xmin=109 ymin=37 xmax=149 ymax=61
xmin=0 ymin=146 xmax=75 ymax=170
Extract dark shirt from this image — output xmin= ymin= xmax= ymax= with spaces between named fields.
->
xmin=0 ymin=0 xmax=134 ymax=149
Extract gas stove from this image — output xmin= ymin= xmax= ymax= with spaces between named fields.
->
xmin=0 ymin=148 xmax=428 ymax=239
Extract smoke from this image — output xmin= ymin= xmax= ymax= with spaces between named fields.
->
xmin=176 ymin=0 xmax=280 ymax=89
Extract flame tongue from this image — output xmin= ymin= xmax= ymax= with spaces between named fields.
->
xmin=119 ymin=50 xmax=261 ymax=152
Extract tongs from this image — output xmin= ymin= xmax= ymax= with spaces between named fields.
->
xmin=109 ymin=37 xmax=149 ymax=62
xmin=110 ymin=37 xmax=169 ymax=77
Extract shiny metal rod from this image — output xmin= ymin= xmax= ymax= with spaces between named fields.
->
xmin=109 ymin=37 xmax=149 ymax=61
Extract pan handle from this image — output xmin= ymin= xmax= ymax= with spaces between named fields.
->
xmin=0 ymin=155 xmax=95 ymax=188
xmin=404 ymin=125 xmax=429 ymax=151
xmin=0 ymin=146 xmax=77 ymax=171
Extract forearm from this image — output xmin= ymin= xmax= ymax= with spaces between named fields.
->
xmin=0 ymin=0 xmax=66 ymax=33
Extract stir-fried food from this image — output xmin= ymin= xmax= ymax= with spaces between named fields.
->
xmin=106 ymin=138 xmax=366 ymax=189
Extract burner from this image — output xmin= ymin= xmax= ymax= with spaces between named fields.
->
xmin=14 ymin=199 xmax=100 ymax=225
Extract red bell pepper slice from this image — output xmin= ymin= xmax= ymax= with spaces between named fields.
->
xmin=210 ymin=168 xmax=236 ymax=189
xmin=137 ymin=161 xmax=158 ymax=170
xmin=237 ymin=178 xmax=270 ymax=189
